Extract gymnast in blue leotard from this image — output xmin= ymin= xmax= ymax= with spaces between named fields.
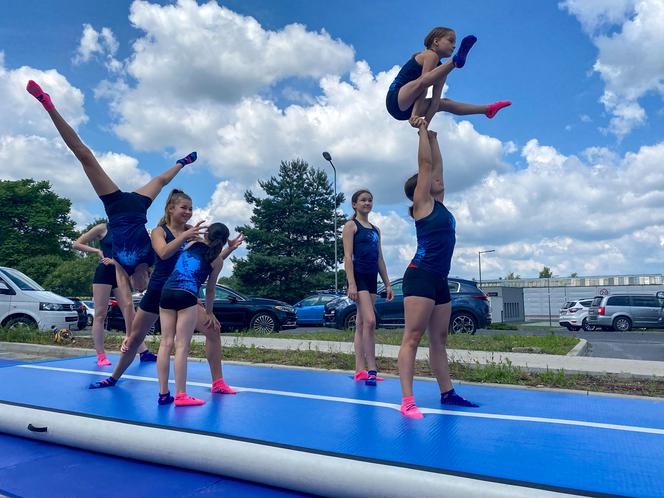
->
xmin=386 ymin=27 xmax=511 ymax=126
xmin=27 ymin=79 xmax=196 ymax=339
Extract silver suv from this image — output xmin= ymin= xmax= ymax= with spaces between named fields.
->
xmin=587 ymin=294 xmax=664 ymax=332
xmin=559 ymin=299 xmax=595 ymax=331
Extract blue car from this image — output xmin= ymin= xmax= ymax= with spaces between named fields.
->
xmin=294 ymin=293 xmax=343 ymax=326
xmin=323 ymin=277 xmax=491 ymax=334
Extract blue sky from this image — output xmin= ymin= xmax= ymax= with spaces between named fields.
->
xmin=1 ymin=0 xmax=664 ymax=280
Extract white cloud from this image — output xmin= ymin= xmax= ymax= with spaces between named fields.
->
xmin=73 ymin=24 xmax=122 ymax=73
xmin=562 ymin=0 xmax=664 ymax=137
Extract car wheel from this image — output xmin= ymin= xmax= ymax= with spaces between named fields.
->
xmin=581 ymin=319 xmax=596 ymax=332
xmin=613 ymin=316 xmax=632 ymax=332
xmin=343 ymin=312 xmax=357 ymax=331
xmin=451 ymin=312 xmax=477 ymax=334
xmin=5 ymin=316 xmax=38 ymax=330
xmin=87 ymin=315 xmax=93 ymax=326
xmin=250 ymin=312 xmax=277 ymax=334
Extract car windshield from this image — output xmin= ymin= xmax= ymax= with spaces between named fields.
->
xmin=0 ymin=268 xmax=44 ymax=291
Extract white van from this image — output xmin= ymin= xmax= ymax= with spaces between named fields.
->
xmin=0 ymin=267 xmax=78 ymax=331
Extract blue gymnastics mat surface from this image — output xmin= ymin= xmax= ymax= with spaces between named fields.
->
xmin=0 ymin=355 xmax=663 ymax=497
xmin=0 ymin=432 xmax=313 ymax=498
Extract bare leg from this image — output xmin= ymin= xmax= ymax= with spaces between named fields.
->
xmin=173 ymin=306 xmax=198 ymax=394
xmin=111 ymin=308 xmax=158 ymax=380
xmin=438 ymin=98 xmax=489 ymax=116
xmin=113 ymin=268 xmax=148 ymax=353
xmin=91 ymin=283 xmax=112 ymax=355
xmin=356 ymin=292 xmax=377 ymax=372
xmin=197 ymin=304 xmax=222 ymax=382
xmin=157 ymin=308 xmax=177 ymax=395
xmin=134 ymin=163 xmax=185 ymax=201
xmin=398 ymin=296 xmax=435 ymax=398
xmin=44 ymin=110 xmax=118 ymax=196
xmin=397 ymin=60 xmax=456 ymax=112
xmin=426 ymin=303 xmax=453 ymax=393
xmin=353 ymin=308 xmax=365 ymax=373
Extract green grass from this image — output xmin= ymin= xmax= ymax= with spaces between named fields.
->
xmin=227 ymin=329 xmax=578 ymax=355
xmin=2 ymin=328 xmax=663 ymax=397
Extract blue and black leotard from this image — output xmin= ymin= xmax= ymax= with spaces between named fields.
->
xmin=385 ymin=56 xmax=441 ymax=121
xmin=99 ymin=190 xmax=155 ymax=276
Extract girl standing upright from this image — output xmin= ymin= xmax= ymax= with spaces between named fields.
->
xmin=342 ymin=190 xmax=393 ymax=386
xmin=398 ymin=119 xmax=477 ymax=419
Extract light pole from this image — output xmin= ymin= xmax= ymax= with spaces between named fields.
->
xmin=322 ymin=151 xmax=338 ymax=293
xmin=478 ymin=249 xmax=495 ymax=289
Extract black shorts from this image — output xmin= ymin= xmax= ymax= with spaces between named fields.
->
xmin=92 ymin=263 xmax=117 ymax=288
xmin=159 ymin=288 xmax=198 ymax=311
xmin=402 ymin=266 xmax=451 ymax=305
xmin=139 ymin=286 xmax=163 ymax=314
xmin=353 ymin=271 xmax=378 ymax=294
xmin=385 ymin=88 xmax=412 ymax=121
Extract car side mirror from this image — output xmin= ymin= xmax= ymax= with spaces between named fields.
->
xmin=657 ymin=291 xmax=664 ymax=300
xmin=0 ymin=282 xmax=13 ymax=295
xmin=228 ymin=295 xmax=238 ymax=304
xmin=379 ymin=291 xmax=387 ymax=299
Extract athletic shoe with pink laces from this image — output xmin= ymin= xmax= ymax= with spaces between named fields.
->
xmin=96 ymin=354 xmax=112 ymax=367
xmin=211 ymin=378 xmax=237 ymax=394
xmin=353 ymin=370 xmax=384 ymax=381
xmin=400 ymin=396 xmax=424 ymax=419
xmin=174 ymin=392 xmax=206 ymax=407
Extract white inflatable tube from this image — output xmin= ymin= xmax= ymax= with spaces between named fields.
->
xmin=0 ymin=402 xmax=582 ymax=498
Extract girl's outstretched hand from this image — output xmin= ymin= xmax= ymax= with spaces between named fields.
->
xmin=183 ymin=220 xmax=207 ymax=241
xmin=227 ymin=233 xmax=245 ymax=251
xmin=100 ymin=257 xmax=115 ymax=266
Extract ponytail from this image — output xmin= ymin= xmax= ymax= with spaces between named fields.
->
xmin=205 ymin=223 xmax=230 ymax=263
xmin=159 ymin=189 xmax=192 ymax=226
xmin=404 ymin=174 xmax=418 ymax=218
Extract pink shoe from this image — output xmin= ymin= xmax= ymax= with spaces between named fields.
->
xmin=353 ymin=370 xmax=384 ymax=381
xmin=485 ymin=100 xmax=511 ymax=119
xmin=211 ymin=378 xmax=237 ymax=394
xmin=26 ymin=80 xmax=55 ymax=111
xmin=97 ymin=354 xmax=112 ymax=367
xmin=400 ymin=397 xmax=424 ymax=419
xmin=174 ymin=392 xmax=206 ymax=407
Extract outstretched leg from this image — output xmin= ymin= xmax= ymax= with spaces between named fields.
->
xmin=26 ymin=81 xmax=118 ymax=196
xmin=134 ymin=152 xmax=197 ymax=201
xmin=412 ymin=97 xmax=512 ymax=118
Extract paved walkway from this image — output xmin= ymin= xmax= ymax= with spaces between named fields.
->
xmin=4 ymin=337 xmax=664 ymax=379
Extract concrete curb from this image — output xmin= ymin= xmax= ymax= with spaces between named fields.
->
xmin=3 ymin=338 xmax=664 ymax=379
xmin=566 ymin=338 xmax=588 ymax=357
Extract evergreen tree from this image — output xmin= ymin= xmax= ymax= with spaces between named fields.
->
xmin=233 ymin=159 xmax=345 ymax=303
xmin=0 ymin=179 xmax=78 ymax=267
xmin=539 ymin=266 xmax=553 ymax=278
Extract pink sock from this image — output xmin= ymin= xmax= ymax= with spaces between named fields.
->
xmin=486 ymin=100 xmax=511 ymax=119
xmin=26 ymin=80 xmax=55 ymax=111
xmin=174 ymin=392 xmax=206 ymax=407
xmin=400 ymin=396 xmax=423 ymax=419
xmin=354 ymin=370 xmax=385 ymax=381
xmin=97 ymin=354 xmax=112 ymax=367
xmin=211 ymin=378 xmax=237 ymax=394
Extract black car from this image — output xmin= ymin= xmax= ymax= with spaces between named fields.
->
xmin=324 ymin=277 xmax=491 ymax=334
xmin=104 ymin=285 xmax=297 ymax=334
xmin=65 ymin=297 xmax=88 ymax=331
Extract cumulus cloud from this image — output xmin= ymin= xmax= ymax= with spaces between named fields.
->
xmin=562 ymin=0 xmax=664 ymax=137
xmin=73 ymin=24 xmax=121 ymax=72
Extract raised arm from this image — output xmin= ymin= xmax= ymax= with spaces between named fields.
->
xmin=73 ymin=223 xmax=106 ymax=257
xmin=412 ymin=120 xmax=435 ymax=219
xmin=151 ymin=221 xmax=207 ymax=260
xmin=428 ymin=130 xmax=444 ymax=203
xmin=342 ymin=221 xmax=358 ymax=301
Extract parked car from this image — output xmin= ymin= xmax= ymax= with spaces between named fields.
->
xmin=294 ymin=292 xmax=343 ymax=326
xmin=323 ymin=277 xmax=491 ymax=334
xmin=65 ymin=297 xmax=89 ymax=330
xmin=82 ymin=300 xmax=95 ymax=326
xmin=104 ymin=285 xmax=297 ymax=334
xmin=587 ymin=294 xmax=664 ymax=331
xmin=559 ymin=298 xmax=596 ymax=331
xmin=0 ymin=266 xmax=78 ymax=331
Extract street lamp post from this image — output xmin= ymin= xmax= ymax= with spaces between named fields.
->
xmin=478 ymin=249 xmax=495 ymax=289
xmin=322 ymin=151 xmax=338 ymax=293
